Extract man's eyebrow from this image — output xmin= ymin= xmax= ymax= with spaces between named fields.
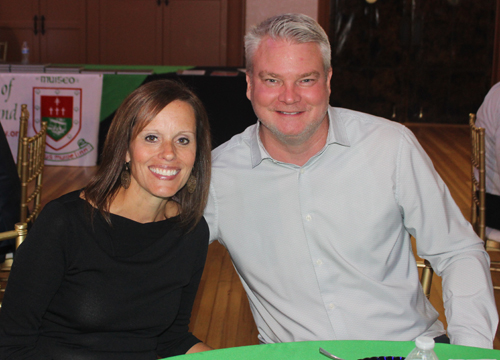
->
xmin=301 ymin=71 xmax=321 ymax=78
xmin=257 ymin=71 xmax=321 ymax=79
xmin=258 ymin=71 xmax=279 ymax=79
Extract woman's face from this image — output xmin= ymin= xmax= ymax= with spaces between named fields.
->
xmin=126 ymin=100 xmax=197 ymax=202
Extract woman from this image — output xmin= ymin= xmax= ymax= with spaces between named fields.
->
xmin=0 ymin=79 xmax=213 ymax=359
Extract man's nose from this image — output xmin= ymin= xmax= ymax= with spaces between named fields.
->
xmin=278 ymin=83 xmax=301 ymax=104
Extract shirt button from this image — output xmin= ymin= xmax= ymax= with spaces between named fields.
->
xmin=316 ymin=259 xmax=323 ymax=266
xmin=306 ymin=214 xmax=312 ymax=221
xmin=300 ymin=169 xmax=305 ymax=174
xmin=328 ymin=303 xmax=335 ymax=309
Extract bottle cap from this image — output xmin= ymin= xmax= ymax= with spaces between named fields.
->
xmin=415 ymin=336 xmax=435 ymax=350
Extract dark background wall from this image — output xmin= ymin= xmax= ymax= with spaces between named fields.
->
xmin=328 ymin=0 xmax=496 ymax=124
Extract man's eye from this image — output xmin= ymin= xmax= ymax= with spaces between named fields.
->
xmin=265 ymin=79 xmax=278 ymax=84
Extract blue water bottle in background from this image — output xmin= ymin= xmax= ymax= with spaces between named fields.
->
xmin=405 ymin=336 xmax=439 ymax=360
xmin=21 ymin=41 xmax=29 ymax=64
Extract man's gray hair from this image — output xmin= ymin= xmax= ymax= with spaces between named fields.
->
xmin=244 ymin=13 xmax=331 ymax=74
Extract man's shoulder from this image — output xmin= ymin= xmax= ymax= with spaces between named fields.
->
xmin=211 ymin=123 xmax=257 ymax=163
xmin=334 ymin=107 xmax=403 ymax=129
xmin=333 ymin=107 xmax=409 ymax=141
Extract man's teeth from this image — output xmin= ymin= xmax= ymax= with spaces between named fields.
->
xmin=151 ymin=168 xmax=179 ymax=176
xmin=280 ymin=111 xmax=300 ymax=115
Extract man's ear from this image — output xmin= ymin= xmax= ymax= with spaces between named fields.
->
xmin=246 ymin=73 xmax=252 ymax=101
xmin=326 ymin=67 xmax=333 ymax=96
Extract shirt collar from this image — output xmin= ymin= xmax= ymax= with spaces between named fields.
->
xmin=248 ymin=106 xmax=351 ymax=168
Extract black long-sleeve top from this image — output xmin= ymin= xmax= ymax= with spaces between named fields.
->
xmin=0 ymin=190 xmax=208 ymax=359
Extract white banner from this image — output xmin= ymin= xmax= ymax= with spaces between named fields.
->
xmin=0 ymin=73 xmax=103 ymax=166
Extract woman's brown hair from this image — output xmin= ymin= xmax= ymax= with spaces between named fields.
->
xmin=84 ymin=79 xmax=211 ymax=232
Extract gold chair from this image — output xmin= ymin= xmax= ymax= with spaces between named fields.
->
xmin=0 ymin=42 xmax=7 ymax=62
xmin=17 ymin=104 xmax=48 ymax=225
xmin=469 ymin=113 xmax=500 ymax=289
xmin=0 ymin=222 xmax=28 ymax=307
xmin=417 ymin=260 xmax=433 ymax=299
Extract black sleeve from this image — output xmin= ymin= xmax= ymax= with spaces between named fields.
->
xmin=156 ymin=219 xmax=209 ymax=357
xmin=0 ymin=200 xmax=70 ymax=359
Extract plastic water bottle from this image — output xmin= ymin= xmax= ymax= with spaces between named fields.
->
xmin=21 ymin=41 xmax=29 ymax=64
xmin=406 ymin=336 xmax=439 ymax=360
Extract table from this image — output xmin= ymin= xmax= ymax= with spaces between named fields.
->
xmin=168 ymin=340 xmax=500 ymax=359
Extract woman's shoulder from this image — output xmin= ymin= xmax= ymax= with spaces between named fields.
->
xmin=182 ymin=216 xmax=209 ymax=247
xmin=41 ymin=190 xmax=86 ymax=220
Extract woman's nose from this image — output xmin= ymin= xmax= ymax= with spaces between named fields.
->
xmin=161 ymin=143 xmax=176 ymax=160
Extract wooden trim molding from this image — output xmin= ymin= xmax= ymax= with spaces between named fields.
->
xmin=226 ymin=0 xmax=246 ymax=67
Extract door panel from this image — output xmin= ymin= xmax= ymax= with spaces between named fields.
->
xmin=99 ymin=0 xmax=163 ymax=65
xmin=165 ymin=0 xmax=227 ymax=66
xmin=39 ymin=0 xmax=86 ymax=63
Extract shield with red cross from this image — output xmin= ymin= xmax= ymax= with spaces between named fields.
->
xmin=33 ymin=88 xmax=82 ymax=150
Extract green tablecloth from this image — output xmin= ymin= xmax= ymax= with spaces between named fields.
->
xmin=169 ymin=340 xmax=500 ymax=359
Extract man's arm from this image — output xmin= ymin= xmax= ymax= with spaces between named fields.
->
xmin=398 ymin=127 xmax=498 ymax=348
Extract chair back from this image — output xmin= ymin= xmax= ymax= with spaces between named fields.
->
xmin=417 ymin=260 xmax=434 ymax=299
xmin=0 ymin=222 xmax=28 ymax=307
xmin=0 ymin=223 xmax=28 ymax=252
xmin=470 ymin=113 xmax=486 ymax=240
xmin=17 ymin=104 xmax=48 ymax=225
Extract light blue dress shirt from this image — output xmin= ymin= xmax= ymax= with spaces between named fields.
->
xmin=205 ymin=106 xmax=498 ymax=348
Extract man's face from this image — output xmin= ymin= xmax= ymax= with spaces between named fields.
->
xmin=246 ymin=37 xmax=332 ymax=148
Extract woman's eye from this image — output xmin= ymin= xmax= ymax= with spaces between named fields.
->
xmin=145 ymin=135 xmax=158 ymax=142
xmin=178 ymin=137 xmax=190 ymax=145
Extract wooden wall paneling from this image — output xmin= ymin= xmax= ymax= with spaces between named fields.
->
xmin=226 ymin=0 xmax=245 ymax=67
xmin=39 ymin=0 xmax=87 ymax=64
xmin=98 ymin=0 xmax=163 ymax=65
xmin=86 ymin=0 xmax=100 ymax=64
xmin=0 ymin=0 xmax=40 ymax=63
xmin=0 ymin=0 xmax=86 ymax=64
xmin=317 ymin=0 xmax=330 ymax=37
xmin=165 ymin=0 xmax=228 ymax=66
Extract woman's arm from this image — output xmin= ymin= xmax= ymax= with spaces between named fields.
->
xmin=156 ymin=219 xmax=210 ymax=357
xmin=186 ymin=342 xmax=213 ymax=353
xmin=0 ymin=201 xmax=69 ymax=359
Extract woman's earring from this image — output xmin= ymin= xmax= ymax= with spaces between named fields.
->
xmin=186 ymin=174 xmax=197 ymax=194
xmin=121 ymin=162 xmax=131 ymax=189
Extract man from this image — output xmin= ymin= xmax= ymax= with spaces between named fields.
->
xmin=476 ymin=82 xmax=500 ymax=242
xmin=204 ymin=13 xmax=498 ymax=348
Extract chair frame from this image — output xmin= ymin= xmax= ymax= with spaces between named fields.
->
xmin=0 ymin=223 xmax=28 ymax=253
xmin=0 ymin=222 xmax=28 ymax=306
xmin=417 ymin=260 xmax=433 ymax=299
xmin=469 ymin=113 xmax=500 ymax=289
xmin=17 ymin=104 xmax=48 ymax=224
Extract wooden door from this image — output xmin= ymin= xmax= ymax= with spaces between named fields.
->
xmin=38 ymin=0 xmax=87 ymax=64
xmin=163 ymin=0 xmax=227 ymax=66
xmin=0 ymin=0 xmax=39 ymax=63
xmin=98 ymin=0 xmax=163 ymax=65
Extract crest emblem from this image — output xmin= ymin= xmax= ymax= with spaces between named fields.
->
xmin=33 ymin=88 xmax=82 ymax=150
